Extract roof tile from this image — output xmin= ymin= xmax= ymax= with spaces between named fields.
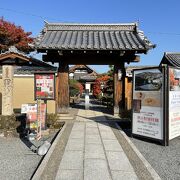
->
xmin=35 ymin=23 xmax=154 ymax=51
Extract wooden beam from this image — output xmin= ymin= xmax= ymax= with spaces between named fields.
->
xmin=43 ymin=52 xmax=139 ymax=65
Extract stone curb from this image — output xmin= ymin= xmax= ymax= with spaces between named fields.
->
xmin=31 ymin=123 xmax=67 ymax=180
xmin=115 ymin=123 xmax=161 ymax=180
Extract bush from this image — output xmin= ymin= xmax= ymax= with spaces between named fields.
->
xmin=46 ymin=113 xmax=57 ymax=128
xmin=0 ymin=114 xmax=19 ymax=130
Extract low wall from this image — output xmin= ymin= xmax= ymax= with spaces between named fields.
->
xmin=0 ymin=76 xmax=56 ymax=114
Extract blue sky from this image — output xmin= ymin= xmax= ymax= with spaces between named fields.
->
xmin=0 ymin=0 xmax=180 ymax=73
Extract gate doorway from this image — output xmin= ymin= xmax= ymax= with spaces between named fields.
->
xmin=35 ymin=22 xmax=154 ymax=115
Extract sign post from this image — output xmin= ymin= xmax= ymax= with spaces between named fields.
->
xmin=34 ymin=73 xmax=55 ymax=140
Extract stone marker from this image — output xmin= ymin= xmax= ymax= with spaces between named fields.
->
xmin=2 ymin=65 xmax=14 ymax=115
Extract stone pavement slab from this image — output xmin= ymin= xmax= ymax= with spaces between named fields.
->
xmin=55 ymin=109 xmax=138 ymax=180
xmin=111 ymin=170 xmax=138 ymax=180
xmin=84 ymin=159 xmax=111 ymax=180
xmin=86 ymin=127 xmax=99 ymax=135
xmin=69 ymin=131 xmax=84 ymax=139
xmin=86 ymin=136 xmax=102 ymax=144
xmin=103 ymin=139 xmax=123 ymax=151
xmin=66 ymin=138 xmax=84 ymax=151
xmin=55 ymin=169 xmax=83 ymax=180
xmin=106 ymin=151 xmax=134 ymax=172
xmin=85 ymin=144 xmax=105 ymax=159
xmin=100 ymin=130 xmax=117 ymax=140
xmin=59 ymin=150 xmax=83 ymax=170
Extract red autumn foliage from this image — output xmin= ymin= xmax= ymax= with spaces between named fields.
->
xmin=93 ymin=79 xmax=101 ymax=96
xmin=93 ymin=75 xmax=110 ymax=96
xmin=76 ymin=82 xmax=84 ymax=94
xmin=0 ymin=17 xmax=34 ymax=53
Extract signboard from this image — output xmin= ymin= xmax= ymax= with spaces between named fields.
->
xmin=35 ymin=74 xmax=55 ymax=100
xmin=21 ymin=104 xmax=29 ymax=114
xmin=21 ymin=103 xmax=46 ymax=132
xmin=168 ymin=67 xmax=180 ymax=140
xmin=132 ymin=68 xmax=164 ymax=140
xmin=25 ymin=104 xmax=37 ymax=130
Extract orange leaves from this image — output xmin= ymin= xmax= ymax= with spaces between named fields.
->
xmin=96 ymin=75 xmax=110 ymax=82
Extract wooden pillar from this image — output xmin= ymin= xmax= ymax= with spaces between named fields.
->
xmin=113 ymin=63 xmax=125 ymax=116
xmin=57 ymin=62 xmax=69 ymax=113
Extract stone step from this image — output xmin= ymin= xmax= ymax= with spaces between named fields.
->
xmin=57 ymin=113 xmax=72 ymax=117
xmin=56 ymin=113 xmax=74 ymax=120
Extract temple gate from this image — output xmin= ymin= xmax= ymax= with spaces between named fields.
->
xmin=35 ymin=22 xmax=154 ymax=115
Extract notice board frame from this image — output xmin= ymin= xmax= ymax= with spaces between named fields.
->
xmin=131 ymin=66 xmax=168 ymax=146
xmin=166 ymin=65 xmax=180 ymax=145
xmin=34 ymin=73 xmax=56 ymax=100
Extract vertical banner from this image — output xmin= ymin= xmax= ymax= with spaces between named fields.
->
xmin=2 ymin=65 xmax=14 ymax=115
xmin=132 ymin=68 xmax=164 ymax=140
xmin=36 ymin=100 xmax=47 ymax=140
xmin=168 ymin=67 xmax=180 ymax=140
xmin=40 ymin=103 xmax=47 ymax=130
xmin=36 ymin=100 xmax=42 ymax=140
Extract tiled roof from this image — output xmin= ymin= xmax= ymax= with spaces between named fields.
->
xmin=160 ymin=52 xmax=180 ymax=67
xmin=125 ymin=65 xmax=157 ymax=77
xmin=0 ymin=46 xmax=53 ymax=67
xmin=69 ymin=64 xmax=98 ymax=75
xmin=0 ymin=46 xmax=29 ymax=58
xmin=0 ymin=66 xmax=57 ymax=75
xmin=35 ymin=22 xmax=155 ymax=51
xmin=79 ymin=75 xmax=97 ymax=81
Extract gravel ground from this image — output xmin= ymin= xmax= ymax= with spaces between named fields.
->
xmin=118 ymin=121 xmax=180 ymax=180
xmin=0 ymin=129 xmax=58 ymax=180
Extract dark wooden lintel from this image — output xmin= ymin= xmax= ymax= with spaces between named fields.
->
xmin=43 ymin=51 xmax=140 ymax=65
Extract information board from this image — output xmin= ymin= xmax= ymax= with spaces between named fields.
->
xmin=132 ymin=68 xmax=164 ymax=140
xmin=35 ymin=74 xmax=55 ymax=100
xmin=168 ymin=67 xmax=180 ymax=140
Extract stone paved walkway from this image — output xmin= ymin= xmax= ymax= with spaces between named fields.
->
xmin=55 ymin=109 xmax=138 ymax=180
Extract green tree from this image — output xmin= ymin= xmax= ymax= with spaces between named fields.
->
xmin=107 ymin=65 xmax=114 ymax=76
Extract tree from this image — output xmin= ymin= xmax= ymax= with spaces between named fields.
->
xmin=93 ymin=75 xmax=110 ymax=97
xmin=0 ymin=17 xmax=33 ymax=53
xmin=93 ymin=79 xmax=101 ymax=97
xmin=69 ymin=79 xmax=84 ymax=97
xmin=107 ymin=65 xmax=114 ymax=76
